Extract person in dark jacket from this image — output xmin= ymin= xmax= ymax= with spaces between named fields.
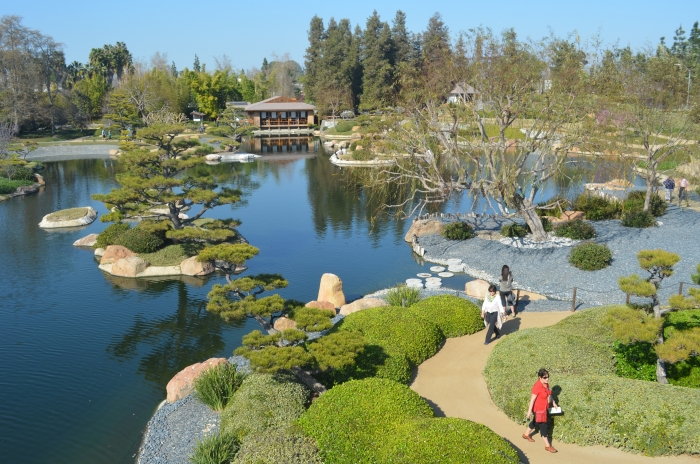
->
xmin=663 ymin=177 xmax=675 ymax=201
xmin=499 ymin=265 xmax=516 ymax=317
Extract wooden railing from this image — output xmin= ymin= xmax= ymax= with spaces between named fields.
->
xmin=260 ymin=117 xmax=308 ymax=127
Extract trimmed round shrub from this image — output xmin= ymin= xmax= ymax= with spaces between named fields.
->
xmin=298 ymin=378 xmax=434 ymax=462
xmin=500 ymin=223 xmax=529 ymax=238
xmin=315 ymin=344 xmax=412 ymax=387
xmin=194 ymin=362 xmax=247 ymax=411
xmin=299 ymin=378 xmax=517 ymax=463
xmin=621 ymin=210 xmax=657 ymax=228
xmin=114 ymin=226 xmax=164 ymax=253
xmin=554 ymin=219 xmax=596 ymax=240
xmin=220 ymin=373 xmax=309 ymax=441
xmin=409 ymin=295 xmax=484 ymax=338
xmin=189 ymin=432 xmax=239 ymax=464
xmin=484 ymin=307 xmax=700 ymax=456
xmin=573 ymin=193 xmax=621 ymax=220
xmin=94 ymin=222 xmax=130 ymax=249
xmin=623 ymin=190 xmax=667 ymax=217
xmin=441 ymin=221 xmax=475 ymax=240
xmin=338 ymin=306 xmax=444 ymax=366
xmin=569 ymin=242 xmax=612 ymax=270
xmin=233 ymin=426 xmax=323 ymax=464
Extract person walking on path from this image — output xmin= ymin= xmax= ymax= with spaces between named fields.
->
xmin=107 ymin=130 xmax=111 ymax=140
xmin=523 ymin=368 xmax=560 ymax=453
xmin=679 ymin=176 xmax=689 ymax=205
xmin=481 ymin=284 xmax=507 ymax=345
xmin=499 ymin=265 xmax=516 ymax=317
xmin=663 ymin=177 xmax=675 ymax=201
xmin=101 ymin=128 xmax=106 ymax=140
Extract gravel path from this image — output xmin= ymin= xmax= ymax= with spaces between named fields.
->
xmin=26 ymin=144 xmax=117 ymax=161
xmin=417 ymin=204 xmax=700 ymax=307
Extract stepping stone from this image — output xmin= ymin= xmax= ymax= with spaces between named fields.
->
xmin=430 ymin=266 xmax=445 ymax=272
xmin=426 ymin=277 xmax=442 ymax=282
xmin=417 ymin=273 xmax=432 ymax=278
xmin=406 ymin=278 xmax=423 ymax=285
xmin=446 ymin=258 xmax=462 ymax=265
xmin=407 ymin=282 xmax=424 ymax=289
xmin=425 ymin=282 xmax=442 ymax=289
xmin=438 ymin=272 xmax=454 ymax=278
xmin=448 ymin=265 xmax=464 ymax=272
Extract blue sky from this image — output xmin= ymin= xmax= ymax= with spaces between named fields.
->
xmin=7 ymin=0 xmax=697 ymax=71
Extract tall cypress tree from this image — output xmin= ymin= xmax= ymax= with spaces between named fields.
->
xmin=360 ymin=11 xmax=393 ymax=110
xmin=304 ymin=15 xmax=326 ymax=103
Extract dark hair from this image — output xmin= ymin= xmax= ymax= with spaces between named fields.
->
xmin=488 ymin=284 xmax=497 ymax=293
xmin=501 ymin=265 xmax=510 ymax=281
xmin=537 ymin=368 xmax=549 ymax=378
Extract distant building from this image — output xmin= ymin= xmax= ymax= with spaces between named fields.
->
xmin=191 ymin=111 xmax=206 ymax=122
xmin=245 ymin=96 xmax=316 ymax=131
xmin=226 ymin=101 xmax=251 ymax=110
xmin=447 ymin=83 xmax=476 ymax=103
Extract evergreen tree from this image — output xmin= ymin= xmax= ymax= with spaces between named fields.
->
xmin=359 ymin=11 xmax=394 ymax=110
xmin=304 ymin=15 xmax=326 ymax=103
xmin=422 ymin=12 xmax=451 ymax=67
xmin=170 ymin=61 xmax=178 ymax=77
xmin=671 ymin=25 xmax=688 ymax=58
xmin=391 ymin=10 xmax=411 ymax=67
xmin=193 ymin=54 xmax=201 ymax=72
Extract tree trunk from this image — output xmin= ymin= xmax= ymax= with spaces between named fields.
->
xmin=644 ymin=167 xmax=654 ymax=212
xmin=169 ymin=202 xmax=182 ymax=229
xmin=519 ymin=199 xmax=548 ymax=242
xmin=652 ymin=295 xmax=669 ymax=383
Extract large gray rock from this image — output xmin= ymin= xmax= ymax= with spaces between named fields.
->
xmin=404 ymin=219 xmax=444 ymax=242
xmin=180 ymin=256 xmax=215 ymax=276
xmin=339 ymin=297 xmax=388 ymax=316
xmin=317 ymin=273 xmax=345 ymax=308
xmin=111 ymin=256 xmax=150 ymax=277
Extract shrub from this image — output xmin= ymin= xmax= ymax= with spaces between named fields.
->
xmin=554 ymin=220 xmax=596 ymax=240
xmin=441 ymin=221 xmax=475 ymax=240
xmin=335 ymin=120 xmax=355 ymax=133
xmin=573 ymin=193 xmax=621 ymax=220
xmin=233 ymin=426 xmax=323 ymax=464
xmin=194 ymin=362 xmax=247 ymax=411
xmin=94 ymin=223 xmax=131 ymax=248
xmin=621 ymin=210 xmax=657 ymax=228
xmin=385 ymin=285 xmax=421 ymax=307
xmin=351 ymin=149 xmax=373 ymax=161
xmin=194 ymin=144 xmax=216 ymax=155
xmin=536 ymin=197 xmax=568 ymax=218
xmin=9 ymin=166 xmax=35 ymax=181
xmin=0 ymin=178 xmax=32 ymax=194
xmin=114 ymin=227 xmax=164 ymax=253
xmin=220 ymin=373 xmax=309 ymax=440
xmin=500 ymin=223 xmax=529 ymax=238
xmin=569 ymin=242 xmax=612 ymax=270
xmin=135 ymin=219 xmax=171 ymax=240
xmin=189 ymin=432 xmax=239 ymax=464
xmin=299 ymin=378 xmax=517 ymax=463
xmin=484 ymin=306 xmax=700 ymax=456
xmin=613 ymin=341 xmax=657 ymax=381
xmin=138 ymin=243 xmax=202 ymax=266
xmin=286 ymin=307 xmax=333 ymax=332
xmin=409 ymin=295 xmax=484 ymax=338
xmin=315 ymin=343 xmax=412 ymax=387
xmin=623 ymin=190 xmax=667 ymax=217
xmin=338 ymin=306 xmax=443 ymax=367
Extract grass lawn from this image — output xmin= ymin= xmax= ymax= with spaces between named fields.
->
xmin=138 ymin=243 xmax=204 ymax=266
xmin=46 ymin=207 xmax=88 ymax=221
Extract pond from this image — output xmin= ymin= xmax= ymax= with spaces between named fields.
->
xmin=0 ymin=138 xmax=643 ymax=463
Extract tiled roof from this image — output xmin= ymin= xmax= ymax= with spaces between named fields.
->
xmin=245 ymin=96 xmax=315 ymax=111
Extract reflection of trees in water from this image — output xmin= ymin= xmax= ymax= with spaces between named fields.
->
xmin=106 ymin=280 xmax=246 ymax=387
xmin=304 ymin=156 xmax=407 ymax=244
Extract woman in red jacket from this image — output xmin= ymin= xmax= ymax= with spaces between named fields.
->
xmin=522 ymin=368 xmax=559 ymax=453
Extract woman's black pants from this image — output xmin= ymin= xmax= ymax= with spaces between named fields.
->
xmin=485 ymin=311 xmax=500 ymax=342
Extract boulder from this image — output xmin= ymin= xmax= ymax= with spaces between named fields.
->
xmin=273 ymin=316 xmax=297 ymax=331
xmin=94 ymin=247 xmax=105 ymax=257
xmin=38 ymin=206 xmax=97 ymax=228
xmin=465 ymin=279 xmax=491 ymax=298
xmin=352 ymin=126 xmax=361 ymax=132
xmin=100 ymin=245 xmax=136 ymax=265
xmin=180 ymin=256 xmax=215 ymax=276
xmin=305 ymin=300 xmax=337 ymax=314
xmin=34 ymin=173 xmax=45 ymax=185
xmin=166 ymin=358 xmax=229 ymax=403
xmin=339 ymin=297 xmax=388 ymax=316
xmin=317 ymin=273 xmax=346 ymax=308
xmin=111 ymin=256 xmax=150 ymax=277
xmin=73 ymin=233 xmax=99 ymax=247
xmin=404 ymin=219 xmax=444 ymax=242
xmin=108 ymin=149 xmax=121 ymax=156
xmin=17 ymin=185 xmax=38 ymax=194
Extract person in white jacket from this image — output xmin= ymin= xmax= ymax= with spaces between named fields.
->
xmin=482 ymin=284 xmax=507 ymax=345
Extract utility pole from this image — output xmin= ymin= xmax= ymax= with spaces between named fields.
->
xmin=676 ymin=63 xmax=692 ymax=110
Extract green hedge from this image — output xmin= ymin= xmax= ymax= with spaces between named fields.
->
xmin=233 ymin=426 xmax=322 ymax=464
xmin=95 ymin=223 xmax=131 ymax=248
xmin=409 ymin=295 xmax=484 ymax=338
xmin=220 ymin=373 xmax=309 ymax=441
xmin=484 ymin=306 xmax=700 ymax=456
xmin=338 ymin=306 xmax=444 ymax=367
xmin=298 ymin=378 xmax=518 ymax=463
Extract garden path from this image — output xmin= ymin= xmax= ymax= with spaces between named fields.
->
xmin=411 ymin=311 xmax=698 ymax=464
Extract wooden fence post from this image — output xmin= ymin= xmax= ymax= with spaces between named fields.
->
xmin=571 ymin=287 xmax=577 ymax=312
xmin=679 ymin=282 xmax=684 ymax=295
xmin=626 ymin=293 xmax=630 ymax=305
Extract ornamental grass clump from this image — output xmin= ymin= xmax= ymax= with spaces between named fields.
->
xmin=189 ymin=432 xmax=239 ymax=464
xmin=573 ymin=193 xmax=621 ymax=220
xmin=409 ymin=295 xmax=483 ymax=338
xmin=569 ymin=242 xmax=612 ymax=270
xmin=220 ymin=373 xmax=309 ymax=440
xmin=298 ymin=378 xmax=518 ymax=463
xmin=553 ymin=219 xmax=596 ymax=240
xmin=194 ymin=362 xmax=247 ymax=411
xmin=385 ymin=284 xmax=421 ymax=307
xmin=441 ymin=221 xmax=475 ymax=240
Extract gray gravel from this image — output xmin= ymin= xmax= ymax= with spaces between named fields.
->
xmin=26 ymin=144 xmax=118 ymax=161
xmin=137 ymin=356 xmax=252 ymax=464
xmin=417 ymin=204 xmax=700 ymax=308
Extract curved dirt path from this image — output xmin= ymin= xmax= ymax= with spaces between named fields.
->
xmin=411 ymin=311 xmax=698 ymax=463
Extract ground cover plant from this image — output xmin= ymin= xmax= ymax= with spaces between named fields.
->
xmin=484 ymin=306 xmax=700 ymax=456
xmin=46 ymin=207 xmax=89 ymax=222
xmin=298 ymin=377 xmax=519 ymax=463
xmin=0 ymin=178 xmax=33 ymax=194
xmin=568 ymin=242 xmax=612 ymax=270
xmin=232 ymin=426 xmax=323 ymax=464
xmin=194 ymin=362 xmax=247 ymax=411
xmin=408 ymin=295 xmax=483 ymax=338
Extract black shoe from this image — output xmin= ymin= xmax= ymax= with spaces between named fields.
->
xmin=484 ymin=341 xmax=489 ymax=345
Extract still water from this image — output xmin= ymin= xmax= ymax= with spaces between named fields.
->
xmin=0 ymin=138 xmax=641 ymax=463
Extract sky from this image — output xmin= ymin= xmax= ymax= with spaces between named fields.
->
xmin=6 ymin=0 xmax=698 ymax=72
